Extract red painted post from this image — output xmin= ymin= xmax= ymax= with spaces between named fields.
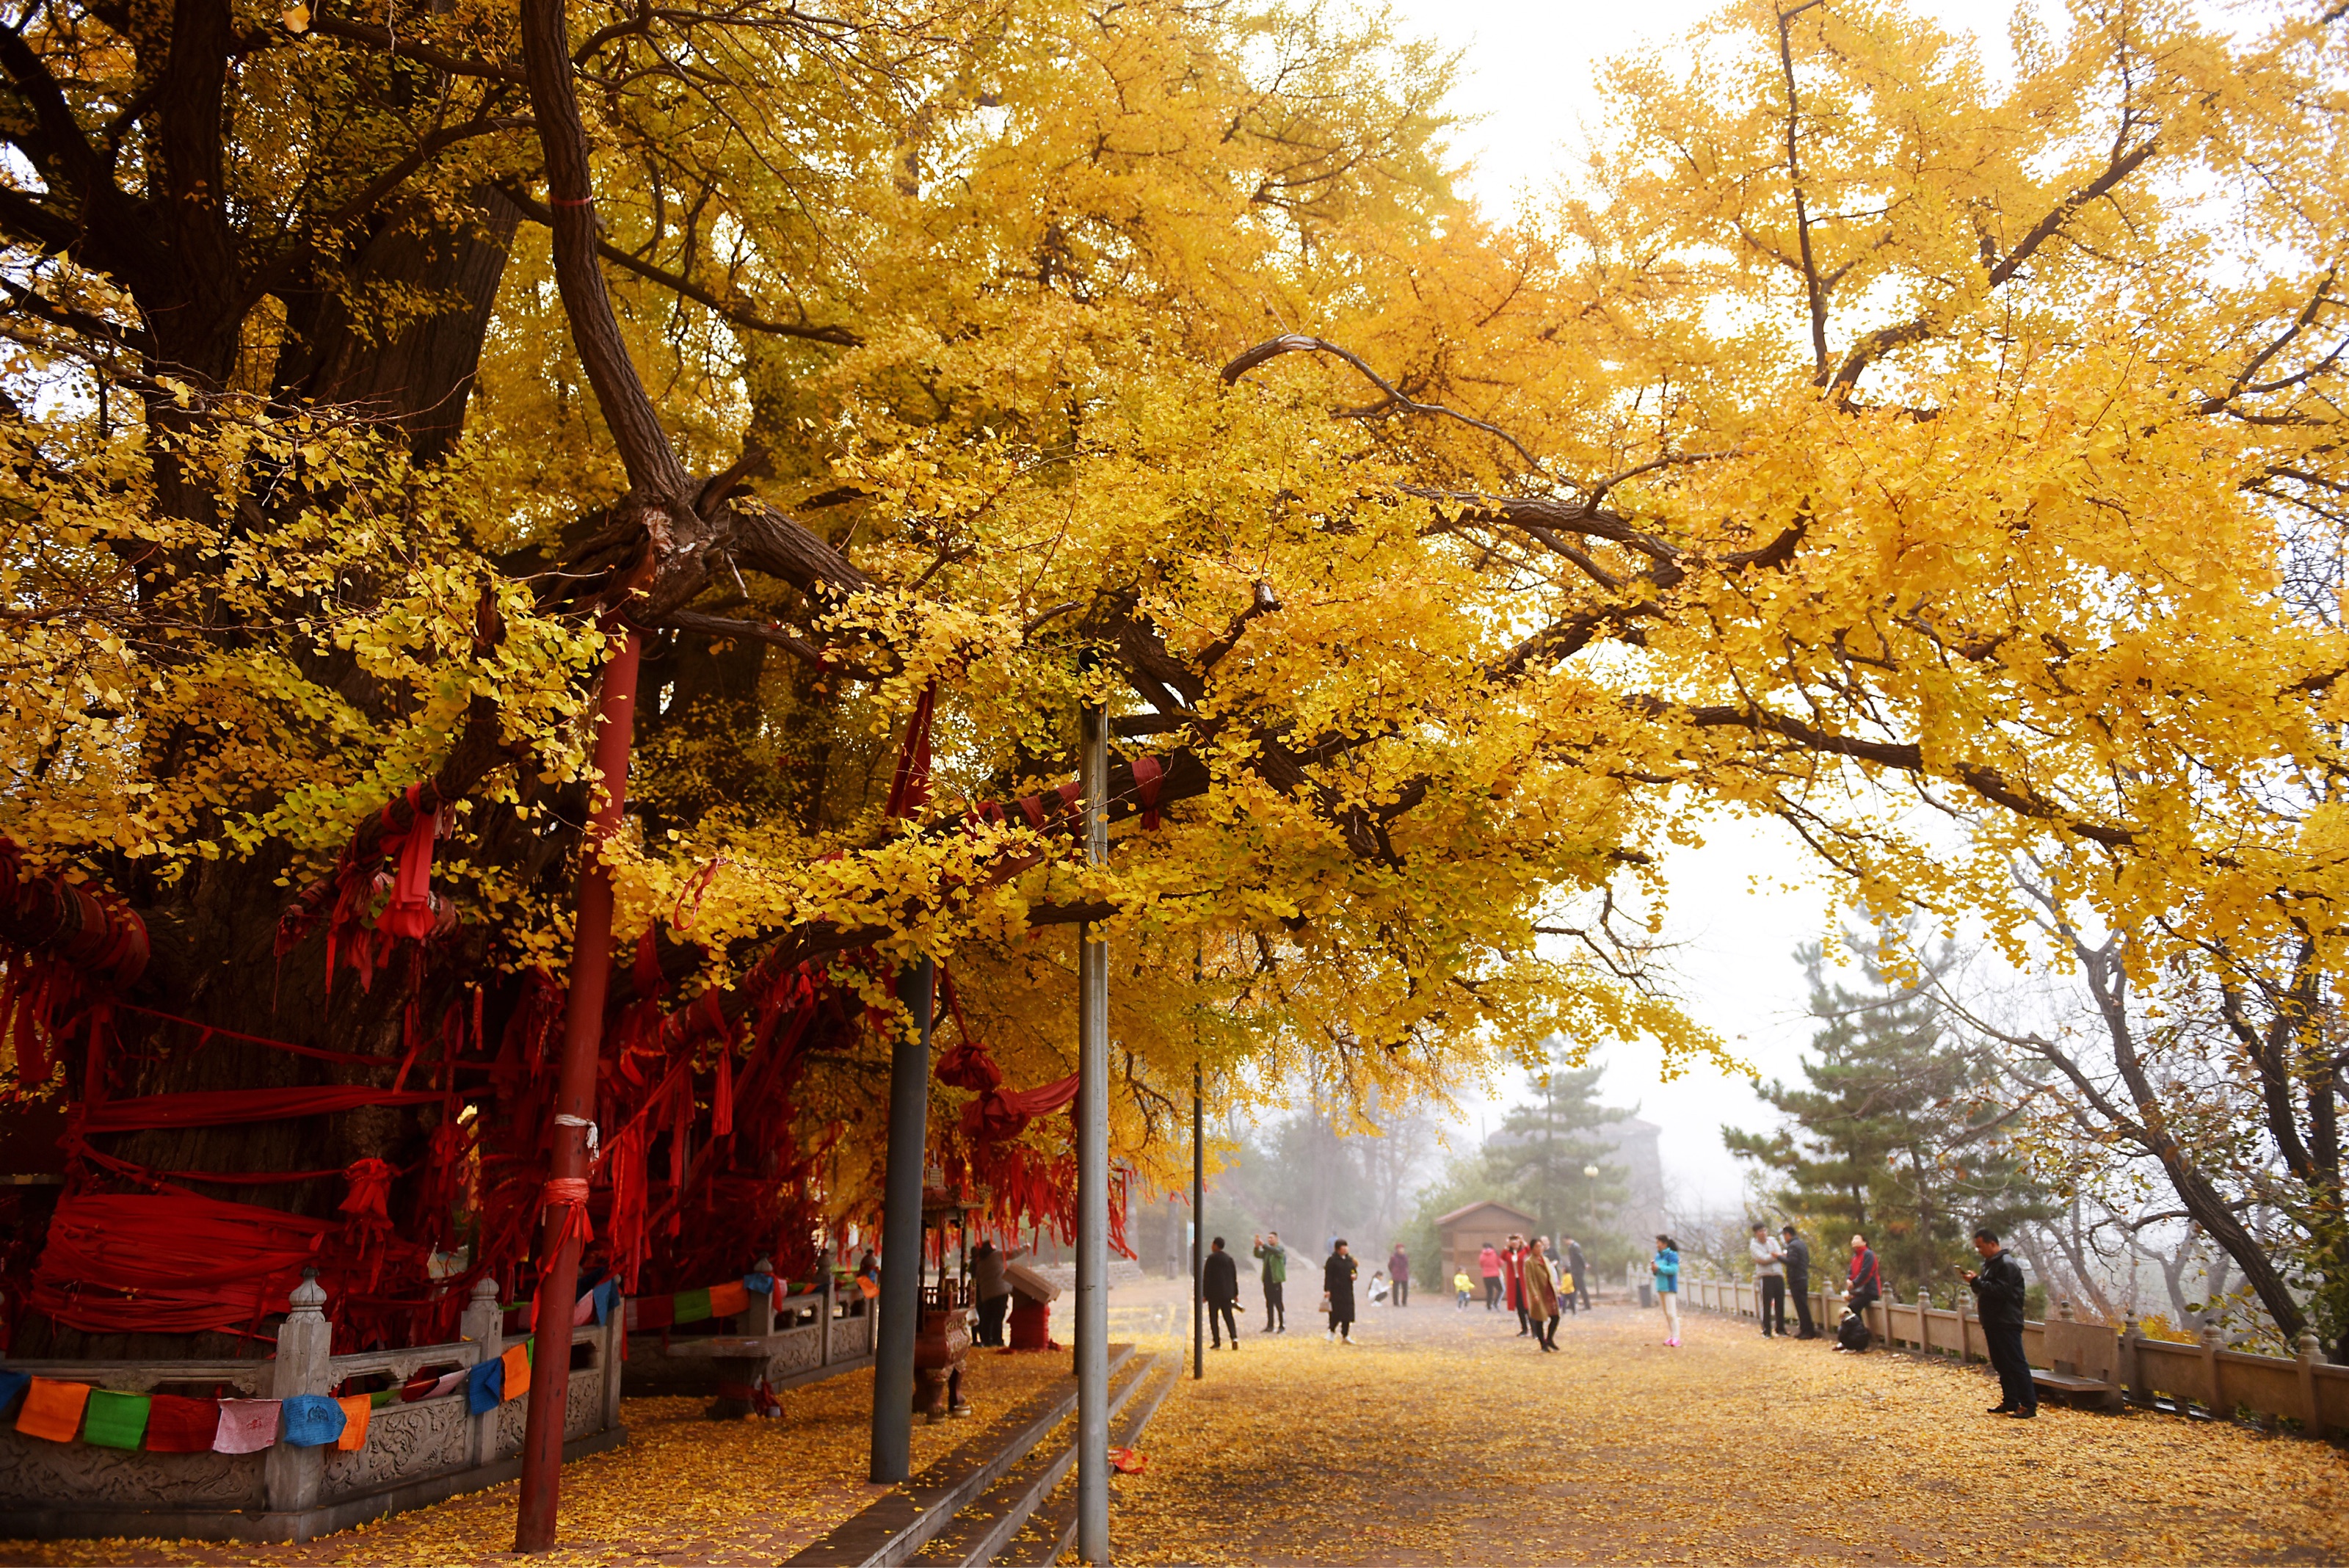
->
xmin=514 ymin=626 xmax=642 ymax=1552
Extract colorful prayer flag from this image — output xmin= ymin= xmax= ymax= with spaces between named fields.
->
xmin=335 ymin=1394 xmax=371 ymax=1451
xmin=499 ymin=1343 xmax=531 ymax=1402
xmin=211 ymin=1398 xmax=281 ymax=1454
xmin=81 ymin=1389 xmax=150 ymax=1450
xmin=279 ymin=1393 xmax=346 ymax=1448
xmin=144 ymin=1394 xmax=220 ymax=1453
xmin=707 ymin=1280 xmax=751 ymax=1318
xmin=15 ymin=1377 xmax=90 ymax=1442
xmin=672 ymin=1288 xmax=713 ymax=1325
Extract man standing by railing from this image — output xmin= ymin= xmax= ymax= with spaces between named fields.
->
xmin=1961 ymin=1226 xmax=2037 ymax=1419
xmin=1781 ymin=1224 xmax=1816 ymax=1340
xmin=1749 ymin=1222 xmax=1787 ymax=1338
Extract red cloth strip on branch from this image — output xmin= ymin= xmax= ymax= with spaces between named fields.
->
xmin=76 ymin=1086 xmax=449 ymax=1135
xmin=29 ymin=1191 xmax=332 ymax=1335
xmin=885 ymin=681 xmax=937 ymax=819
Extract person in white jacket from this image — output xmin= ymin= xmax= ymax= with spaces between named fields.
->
xmin=1749 ymin=1222 xmax=1787 ymax=1338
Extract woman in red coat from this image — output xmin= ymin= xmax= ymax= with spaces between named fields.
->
xmin=1504 ymin=1235 xmax=1530 ymax=1336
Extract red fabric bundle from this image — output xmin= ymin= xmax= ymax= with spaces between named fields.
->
xmin=376 ymin=786 xmax=438 ymax=941
xmin=961 ymin=1073 xmax=1081 ymax=1143
xmin=79 ymin=1086 xmax=446 ymax=1134
xmin=884 ymin=681 xmax=937 ymax=819
xmin=142 ymin=1394 xmax=222 ymax=1453
xmin=29 ymin=1191 xmax=331 ymax=1335
xmin=1130 ymin=755 xmax=1164 ymax=830
xmin=935 ymin=1042 xmax=1003 ymax=1092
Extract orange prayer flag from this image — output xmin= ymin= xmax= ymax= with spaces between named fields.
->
xmin=15 ymin=1378 xmax=91 ymax=1442
xmin=707 ymin=1280 xmax=751 ymax=1317
xmin=334 ymin=1394 xmax=371 ymax=1451
xmin=500 ymin=1343 xmax=531 ymax=1402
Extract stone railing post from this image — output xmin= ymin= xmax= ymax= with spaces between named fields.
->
xmin=2296 ymin=1329 xmax=2325 ymax=1437
xmin=2121 ymin=1314 xmax=2148 ymax=1406
xmin=746 ymin=1255 xmax=776 ymax=1338
xmin=819 ymin=1267 xmax=837 ymax=1367
xmin=266 ymin=1270 xmax=331 ymax=1519
xmin=602 ymin=1299 xmax=625 ymax=1433
xmin=2200 ymin=1323 xmax=2226 ymax=1417
xmin=463 ymin=1277 xmax=502 ymax=1464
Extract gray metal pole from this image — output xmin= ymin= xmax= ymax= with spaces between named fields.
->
xmin=1192 ymin=1063 xmax=1204 ymax=1380
xmin=1075 ymin=697 xmax=1110 ymax=1563
xmin=870 ymin=957 xmax=933 ymax=1484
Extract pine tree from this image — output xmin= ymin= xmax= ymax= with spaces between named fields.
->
xmin=1724 ymin=935 xmax=2048 ymax=1299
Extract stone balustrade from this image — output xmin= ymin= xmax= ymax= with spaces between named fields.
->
xmin=1682 ymin=1273 xmax=2348 ymax=1436
xmin=0 ymin=1272 xmax=625 ymax=1543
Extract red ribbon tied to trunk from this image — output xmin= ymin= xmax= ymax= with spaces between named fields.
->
xmin=338 ymin=1158 xmax=396 ymax=1226
xmin=540 ymin=1175 xmax=594 ymax=1249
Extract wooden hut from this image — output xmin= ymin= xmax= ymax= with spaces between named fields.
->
xmin=1436 ymin=1199 xmax=1539 ymax=1285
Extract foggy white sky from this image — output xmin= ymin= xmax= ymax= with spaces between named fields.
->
xmin=1378 ymin=0 xmax=2019 ymax=1207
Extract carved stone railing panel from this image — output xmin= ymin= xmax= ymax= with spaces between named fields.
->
xmin=0 ymin=1431 xmax=266 ymax=1510
xmin=766 ymin=1323 xmax=822 ymax=1379
xmin=564 ymin=1371 xmax=603 ymax=1441
xmin=319 ymin=1397 xmax=471 ymax=1503
xmin=493 ymin=1394 xmax=529 ymax=1459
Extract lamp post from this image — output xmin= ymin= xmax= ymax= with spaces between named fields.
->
xmin=1074 ymin=689 xmax=1109 ymax=1564
xmin=1191 ymin=1062 xmax=1204 ymax=1382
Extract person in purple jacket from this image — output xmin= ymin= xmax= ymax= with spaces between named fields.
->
xmin=1387 ymin=1242 xmax=1410 ymax=1307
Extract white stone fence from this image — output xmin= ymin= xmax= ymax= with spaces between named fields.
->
xmin=1682 ymin=1273 xmax=2349 ymax=1437
xmin=0 ymin=1272 xmax=623 ymax=1542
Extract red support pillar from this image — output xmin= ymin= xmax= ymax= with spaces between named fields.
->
xmin=514 ymin=626 xmax=642 ymax=1553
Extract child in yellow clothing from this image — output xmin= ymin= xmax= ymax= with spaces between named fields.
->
xmin=1453 ymin=1269 xmax=1473 ymax=1309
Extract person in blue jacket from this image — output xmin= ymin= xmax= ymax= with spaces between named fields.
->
xmin=1652 ymin=1233 xmax=1682 ymax=1347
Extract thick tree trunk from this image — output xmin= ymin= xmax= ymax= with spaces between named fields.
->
xmin=273 ymin=186 xmax=524 ymax=464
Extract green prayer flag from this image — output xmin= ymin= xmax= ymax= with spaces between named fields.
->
xmin=672 ymin=1288 xmax=713 ymax=1325
xmin=370 ymin=1389 xmax=399 ymax=1408
xmin=81 ymin=1389 xmax=150 ymax=1451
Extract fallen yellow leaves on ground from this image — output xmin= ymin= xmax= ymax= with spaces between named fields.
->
xmin=1110 ymin=1298 xmax=2349 ymax=1566
xmin=0 ymin=1351 xmax=1075 ymax=1567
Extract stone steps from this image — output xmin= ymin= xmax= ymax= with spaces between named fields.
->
xmin=992 ymin=1353 xmax=1180 ymax=1567
xmin=912 ymin=1349 xmax=1161 ymax=1568
xmin=783 ymin=1344 xmax=1136 ymax=1568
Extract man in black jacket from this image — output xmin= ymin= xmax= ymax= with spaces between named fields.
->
xmin=1202 ymin=1237 xmax=1241 ymax=1350
xmin=1780 ymin=1224 xmax=1816 ymax=1340
xmin=1963 ymin=1226 xmax=2036 ymax=1418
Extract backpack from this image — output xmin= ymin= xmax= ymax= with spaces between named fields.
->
xmin=1837 ymin=1310 xmax=1873 ymax=1352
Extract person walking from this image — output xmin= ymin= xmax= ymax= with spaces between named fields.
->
xmin=1454 ymin=1267 xmax=1473 ymax=1308
xmin=1478 ymin=1242 xmax=1503 ymax=1310
xmin=1751 ymin=1222 xmax=1787 ymax=1337
xmin=1563 ymin=1237 xmax=1590 ymax=1314
xmin=1252 ymin=1232 xmax=1288 ymax=1333
xmin=970 ymin=1238 xmax=1028 ymax=1348
xmin=1781 ymin=1224 xmax=1817 ymax=1340
xmin=1324 ymin=1239 xmax=1359 ymax=1343
xmin=1202 ymin=1236 xmax=1241 ymax=1351
xmin=1652 ymin=1233 xmax=1682 ymax=1347
xmin=1522 ymin=1237 xmax=1562 ymax=1351
xmin=1387 ymin=1242 xmax=1410 ymax=1307
xmin=1505 ymin=1234 xmax=1531 ymax=1337
xmin=1961 ymin=1226 xmax=2037 ymax=1418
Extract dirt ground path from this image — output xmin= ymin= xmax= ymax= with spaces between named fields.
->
xmin=1111 ymin=1282 xmax=2349 ymax=1566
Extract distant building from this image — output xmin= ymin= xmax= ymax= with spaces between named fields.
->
xmin=1435 ymin=1199 xmax=1539 ymax=1284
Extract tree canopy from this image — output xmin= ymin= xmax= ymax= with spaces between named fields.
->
xmin=4 ymin=0 xmax=2349 ymax=1354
